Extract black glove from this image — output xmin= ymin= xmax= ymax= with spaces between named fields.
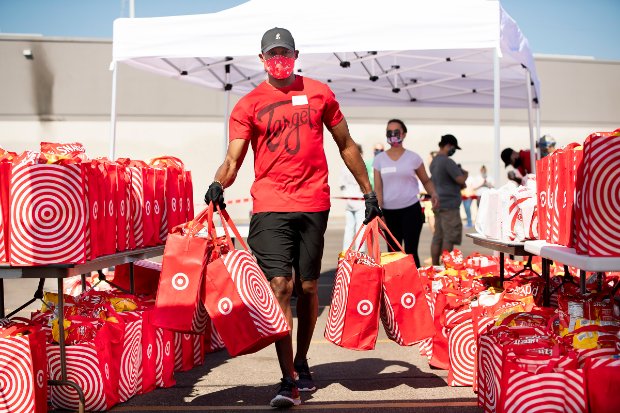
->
xmin=363 ymin=191 xmax=382 ymax=224
xmin=204 ymin=181 xmax=226 ymax=209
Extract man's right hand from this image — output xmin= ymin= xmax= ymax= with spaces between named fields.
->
xmin=204 ymin=181 xmax=226 ymax=209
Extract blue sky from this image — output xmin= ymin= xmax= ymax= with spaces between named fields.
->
xmin=1 ymin=0 xmax=618 ymax=60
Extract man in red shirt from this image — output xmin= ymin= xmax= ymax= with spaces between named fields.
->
xmin=204 ymin=27 xmax=381 ymax=408
xmin=501 ymin=147 xmax=533 ymax=185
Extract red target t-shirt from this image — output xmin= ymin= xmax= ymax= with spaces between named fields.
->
xmin=229 ymin=75 xmax=344 ymax=213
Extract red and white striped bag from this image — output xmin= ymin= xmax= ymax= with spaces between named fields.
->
xmin=48 ymin=322 xmax=122 ymax=411
xmin=116 ymin=311 xmax=143 ymax=403
xmin=584 ymin=357 xmax=620 ymax=413
xmin=9 ymin=162 xmax=87 ymax=265
xmin=0 ymin=324 xmax=48 ymax=413
xmin=576 ymin=130 xmax=620 ymax=256
xmin=0 ymin=197 xmax=6 ymax=263
xmin=204 ymin=318 xmax=226 ymax=353
xmin=325 ymin=220 xmax=383 ymax=350
xmin=174 ymin=332 xmax=205 ymax=372
xmin=499 ymin=352 xmax=585 ymax=413
xmin=204 ymin=206 xmax=290 ymax=356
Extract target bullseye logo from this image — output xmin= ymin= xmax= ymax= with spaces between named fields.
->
xmin=172 ymin=198 xmax=177 ymax=212
xmin=357 ymin=299 xmax=373 ymax=316
xmin=109 ymin=200 xmax=114 ymax=216
xmin=171 ymin=273 xmax=189 ymax=291
xmin=179 ymin=197 xmax=184 ymax=211
xmin=92 ymin=201 xmax=99 ymax=220
xmin=539 ymin=191 xmax=547 ymax=207
xmin=165 ymin=342 xmax=171 ymax=356
xmin=218 ymin=297 xmax=233 ymax=315
xmin=154 ymin=200 xmax=160 ymax=215
xmin=187 ymin=198 xmax=191 ymax=211
xmin=36 ymin=369 xmax=44 ymax=388
xmin=120 ymin=199 xmax=125 ymax=216
xmin=145 ymin=200 xmax=151 ymax=215
xmin=105 ymin=363 xmax=110 ymax=380
xmin=147 ymin=344 xmax=153 ymax=360
xmin=401 ymin=292 xmax=416 ymax=309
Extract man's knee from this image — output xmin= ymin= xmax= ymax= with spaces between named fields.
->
xmin=270 ymin=276 xmax=294 ymax=300
xmin=297 ymin=279 xmax=318 ymax=296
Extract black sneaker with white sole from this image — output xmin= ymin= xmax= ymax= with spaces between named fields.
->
xmin=270 ymin=376 xmax=301 ymax=408
xmin=294 ymin=359 xmax=316 ymax=392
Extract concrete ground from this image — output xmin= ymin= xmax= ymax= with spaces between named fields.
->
xmin=4 ymin=219 xmax=484 ymax=412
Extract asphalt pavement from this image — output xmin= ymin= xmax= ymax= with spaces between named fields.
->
xmin=4 ymin=218 xmax=484 ymax=412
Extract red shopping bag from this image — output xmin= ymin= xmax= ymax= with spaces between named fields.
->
xmin=584 ymin=357 xmax=620 ymax=413
xmin=0 ymin=157 xmax=10 ymax=263
xmin=204 ymin=318 xmax=226 ymax=353
xmin=83 ymin=160 xmax=103 ymax=259
xmin=152 ymin=167 xmax=166 ymax=244
xmin=185 ymin=170 xmax=195 ymax=221
xmin=116 ymin=311 xmax=143 ymax=403
xmin=499 ymin=350 xmax=585 ymax=413
xmin=447 ymin=320 xmax=476 ymax=387
xmin=152 ymin=207 xmax=213 ymax=333
xmin=536 ymin=154 xmax=552 ymax=243
xmin=203 ymin=206 xmax=290 ymax=356
xmin=325 ymin=220 xmax=382 ymax=350
xmin=116 ymin=162 xmax=132 ymax=251
xmin=577 ymin=130 xmax=620 ymax=256
xmin=48 ymin=321 xmax=123 ymax=411
xmin=149 ymin=156 xmax=185 ymax=231
xmin=0 ymin=324 xmax=48 ymax=413
xmin=174 ymin=332 xmax=205 ymax=371
xmin=155 ymin=327 xmax=176 ymax=388
xmin=113 ymin=260 xmax=162 ymax=296
xmin=139 ymin=308 xmax=176 ymax=391
xmin=371 ymin=219 xmax=434 ymax=346
xmin=9 ymin=162 xmax=87 ymax=265
xmin=98 ymin=159 xmax=118 ymax=255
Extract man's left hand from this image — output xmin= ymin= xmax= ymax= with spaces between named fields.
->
xmin=363 ymin=191 xmax=382 ymax=224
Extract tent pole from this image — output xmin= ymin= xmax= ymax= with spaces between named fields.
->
xmin=526 ymin=70 xmax=536 ymax=173
xmin=223 ymin=64 xmax=231 ymax=160
xmin=109 ymin=62 xmax=118 ymax=160
xmin=536 ymin=105 xmax=541 ymax=150
xmin=493 ymin=48 xmax=500 ymax=186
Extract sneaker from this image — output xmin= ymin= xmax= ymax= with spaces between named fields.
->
xmin=294 ymin=359 xmax=316 ymax=392
xmin=270 ymin=377 xmax=301 ymax=408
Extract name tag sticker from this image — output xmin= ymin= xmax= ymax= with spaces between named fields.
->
xmin=292 ymin=95 xmax=308 ymax=106
xmin=381 ymin=166 xmax=397 ymax=174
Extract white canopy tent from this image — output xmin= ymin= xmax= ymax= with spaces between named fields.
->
xmin=110 ymin=0 xmax=541 ymax=183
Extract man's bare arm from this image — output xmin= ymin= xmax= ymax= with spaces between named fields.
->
xmin=328 ymin=119 xmax=372 ymax=194
xmin=213 ymin=138 xmax=250 ymax=187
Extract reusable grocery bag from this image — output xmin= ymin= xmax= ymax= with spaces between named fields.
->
xmin=152 ymin=207 xmax=212 ymax=333
xmin=325 ymin=219 xmax=382 ymax=350
xmin=203 ymin=205 xmax=290 ymax=356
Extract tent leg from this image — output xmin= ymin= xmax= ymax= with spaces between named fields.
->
xmin=526 ymin=70 xmax=536 ymax=173
xmin=493 ymin=48 xmax=501 ymax=186
xmin=536 ymin=105 xmax=541 ymax=150
xmin=223 ymin=89 xmax=230 ymax=160
xmin=109 ymin=63 xmax=119 ymax=160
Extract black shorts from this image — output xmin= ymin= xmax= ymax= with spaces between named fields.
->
xmin=248 ymin=210 xmax=330 ymax=281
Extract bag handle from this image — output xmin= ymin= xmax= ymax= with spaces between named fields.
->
xmin=149 ymin=156 xmax=185 ymax=169
xmin=374 ymin=217 xmax=406 ymax=254
xmin=207 ymin=203 xmax=250 ymax=252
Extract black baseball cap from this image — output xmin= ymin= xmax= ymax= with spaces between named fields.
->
xmin=438 ymin=134 xmax=461 ymax=149
xmin=501 ymin=148 xmax=514 ymax=167
xmin=261 ymin=27 xmax=295 ymax=53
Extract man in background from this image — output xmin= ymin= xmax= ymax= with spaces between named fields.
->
xmin=430 ymin=134 xmax=467 ymax=265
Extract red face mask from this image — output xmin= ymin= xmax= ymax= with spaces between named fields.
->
xmin=264 ymin=55 xmax=295 ymax=79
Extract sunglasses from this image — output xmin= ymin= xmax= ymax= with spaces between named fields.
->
xmin=386 ymin=129 xmax=401 ymax=138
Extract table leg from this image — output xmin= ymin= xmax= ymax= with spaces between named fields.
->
xmin=499 ymin=252 xmax=505 ymax=284
xmin=0 ymin=279 xmax=4 ymax=318
xmin=81 ymin=274 xmax=87 ymax=292
xmin=129 ymin=262 xmax=135 ymax=295
xmin=580 ymin=270 xmax=587 ymax=295
xmin=542 ymin=257 xmax=551 ymax=306
xmin=55 ymin=277 xmax=85 ymax=411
